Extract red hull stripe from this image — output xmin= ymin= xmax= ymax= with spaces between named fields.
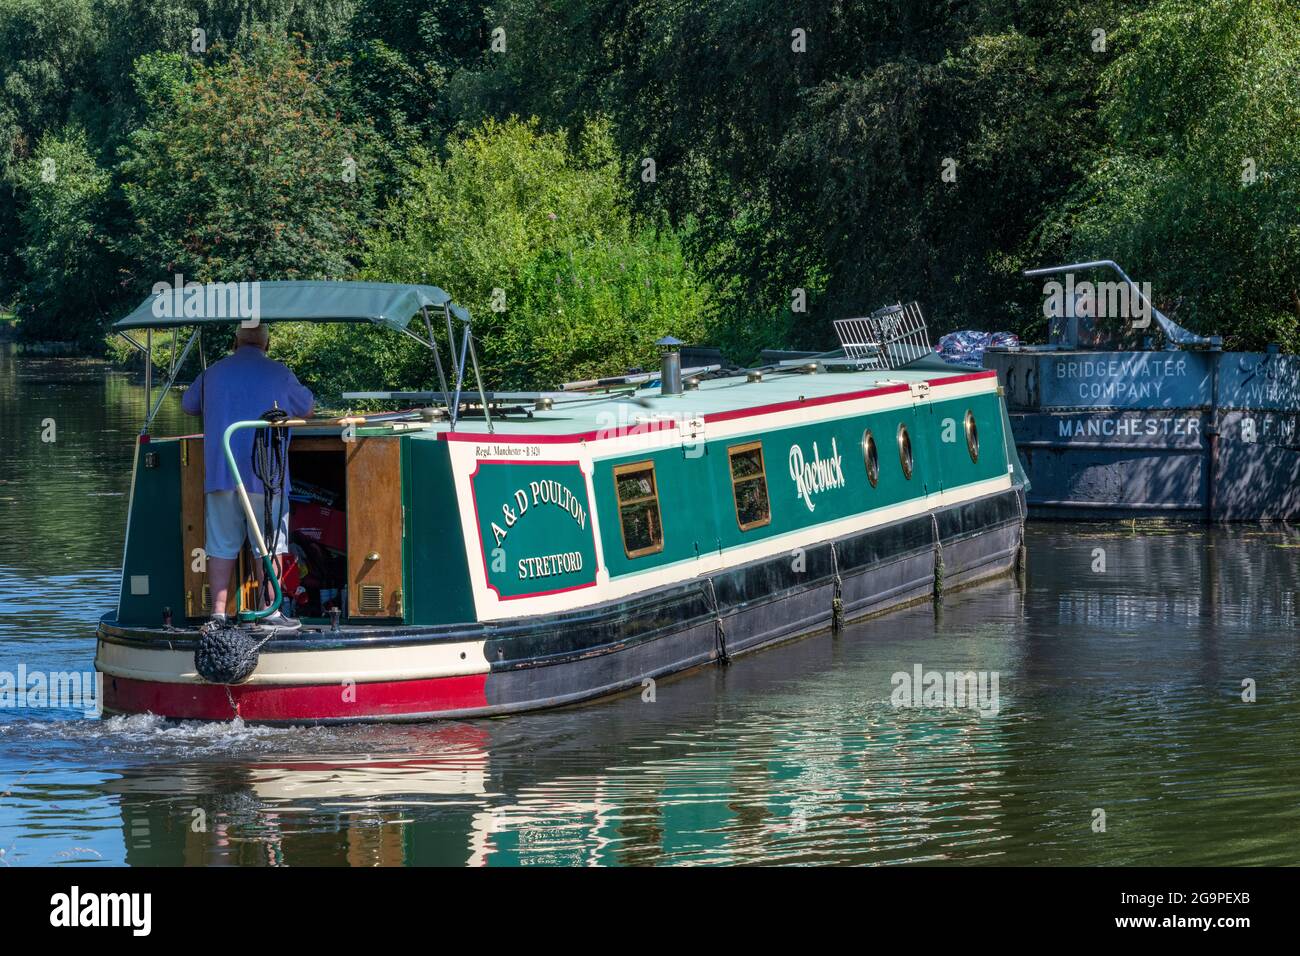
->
xmin=925 ymin=370 xmax=999 ymax=388
xmin=103 ymin=673 xmax=489 ymax=722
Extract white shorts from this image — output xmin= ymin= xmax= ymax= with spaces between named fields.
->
xmin=204 ymin=490 xmax=291 ymax=560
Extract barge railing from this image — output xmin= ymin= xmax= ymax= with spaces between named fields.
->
xmin=1022 ymin=260 xmax=1221 ymax=350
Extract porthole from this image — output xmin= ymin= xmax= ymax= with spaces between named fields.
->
xmin=964 ymin=409 xmax=979 ymax=463
xmin=897 ymin=423 xmax=913 ymax=480
xmin=861 ymin=429 xmax=879 ymax=488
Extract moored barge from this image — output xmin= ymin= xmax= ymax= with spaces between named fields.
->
xmin=985 ymin=261 xmax=1300 ymax=521
xmin=97 ymin=283 xmax=1026 ymax=723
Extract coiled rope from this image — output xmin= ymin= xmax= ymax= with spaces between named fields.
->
xmin=252 ymin=407 xmax=290 ymax=564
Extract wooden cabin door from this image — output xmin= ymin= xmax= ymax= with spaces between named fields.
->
xmin=180 ymin=437 xmax=243 ymax=618
xmin=345 ymin=438 xmax=404 ymax=619
xmin=180 ymin=437 xmax=208 ymax=618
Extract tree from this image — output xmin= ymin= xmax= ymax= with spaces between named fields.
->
xmin=0 ymin=1 xmax=361 ymax=314
xmin=447 ymin=0 xmax=1125 ymax=352
xmin=116 ymin=33 xmax=377 ymax=291
xmin=12 ymin=127 xmax=119 ymax=342
xmin=278 ymin=117 xmax=712 ymax=402
xmin=1044 ymin=0 xmax=1300 ymax=349
xmin=337 ymin=0 xmax=487 ymax=149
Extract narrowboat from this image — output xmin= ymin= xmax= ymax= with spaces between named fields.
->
xmin=96 ymin=282 xmax=1026 ymax=723
xmin=984 ymin=261 xmax=1300 ymax=521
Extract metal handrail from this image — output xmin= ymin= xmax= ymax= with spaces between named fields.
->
xmin=1023 ymin=260 xmax=1220 ymax=349
xmin=220 ymin=419 xmax=303 ymax=622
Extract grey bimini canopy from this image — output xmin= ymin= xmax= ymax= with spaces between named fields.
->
xmin=113 ymin=280 xmax=469 ymax=332
xmin=116 ymin=280 xmax=489 ymax=434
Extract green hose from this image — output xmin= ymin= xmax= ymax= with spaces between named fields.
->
xmin=222 ymin=419 xmax=285 ymax=623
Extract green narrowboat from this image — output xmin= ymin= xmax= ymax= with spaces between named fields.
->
xmin=96 ymin=282 xmax=1027 ymax=723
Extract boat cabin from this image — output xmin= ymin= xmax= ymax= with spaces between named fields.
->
xmin=110 ymin=283 xmax=1018 ymax=632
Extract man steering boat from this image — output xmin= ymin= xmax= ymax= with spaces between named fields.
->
xmin=181 ymin=322 xmax=314 ymax=629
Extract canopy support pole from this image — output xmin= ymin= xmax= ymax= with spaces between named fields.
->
xmin=116 ymin=331 xmax=148 ymax=357
xmin=428 ymin=305 xmax=452 ymax=429
xmin=451 ymin=324 xmax=469 ymax=425
xmin=442 ymin=304 xmax=460 ymax=431
xmin=143 ymin=329 xmax=152 ymax=434
xmin=142 ymin=327 xmax=202 ymax=434
xmin=444 ymin=313 xmax=493 ymax=433
xmin=466 ymin=328 xmax=493 ymax=434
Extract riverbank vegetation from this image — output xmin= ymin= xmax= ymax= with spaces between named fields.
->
xmin=1 ymin=0 xmax=1296 ymax=394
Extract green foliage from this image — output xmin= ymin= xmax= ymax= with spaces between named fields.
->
xmin=352 ymin=117 xmax=710 ymax=394
xmin=2 ymin=0 xmax=1296 ymax=367
xmin=0 ymin=0 xmax=101 ymax=299
xmin=1045 ymin=0 xmax=1300 ymax=349
xmin=338 ymin=0 xmax=486 ymax=148
xmin=0 ymin=1 xmax=363 ymax=325
xmin=12 ymin=127 xmax=119 ymax=343
xmin=116 ymin=33 xmax=376 ymax=290
xmin=452 ymin=0 xmax=1123 ymax=348
xmin=0 ymin=0 xmax=99 ymax=177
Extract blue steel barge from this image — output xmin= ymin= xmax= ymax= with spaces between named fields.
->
xmin=984 ymin=261 xmax=1300 ymax=521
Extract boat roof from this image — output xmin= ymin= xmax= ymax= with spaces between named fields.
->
xmin=114 ymin=280 xmax=468 ymax=332
xmin=399 ymin=361 xmax=994 ymax=442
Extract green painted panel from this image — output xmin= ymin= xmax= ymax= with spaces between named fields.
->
xmin=117 ymin=440 xmax=185 ymax=627
xmin=928 ymin=392 xmax=1010 ymax=492
xmin=592 ymin=445 xmax=722 ymax=577
xmin=469 ymin=460 xmax=597 ymax=600
xmin=594 ymin=392 xmax=1009 ymax=579
xmin=402 ymin=439 xmax=476 ymax=625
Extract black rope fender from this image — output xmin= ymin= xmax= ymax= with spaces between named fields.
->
xmin=195 ymin=620 xmax=273 ymax=685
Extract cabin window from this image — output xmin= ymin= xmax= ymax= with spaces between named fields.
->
xmin=861 ymin=429 xmax=879 ymax=488
xmin=613 ymin=461 xmax=664 ymax=558
xmin=897 ymin=423 xmax=913 ymax=479
xmin=964 ymin=410 xmax=979 ymax=463
xmin=727 ymin=441 xmax=771 ymax=531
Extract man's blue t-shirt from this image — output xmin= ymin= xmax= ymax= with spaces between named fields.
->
xmin=181 ymin=345 xmax=314 ymax=494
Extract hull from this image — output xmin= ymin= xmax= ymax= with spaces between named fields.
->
xmin=986 ymin=349 xmax=1300 ymax=520
xmin=96 ymin=487 xmax=1024 ymax=724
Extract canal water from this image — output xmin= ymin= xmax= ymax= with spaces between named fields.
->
xmin=1 ymin=349 xmax=1298 ymax=866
